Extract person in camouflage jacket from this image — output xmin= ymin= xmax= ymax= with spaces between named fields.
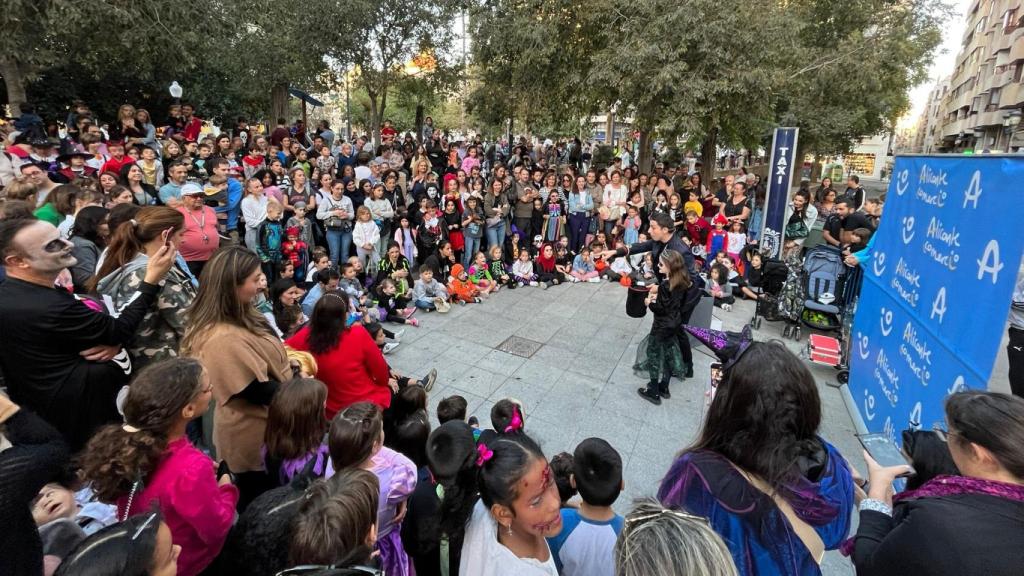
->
xmin=96 ymin=252 xmax=197 ymax=368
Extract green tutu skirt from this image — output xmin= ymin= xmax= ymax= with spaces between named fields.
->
xmin=633 ymin=333 xmax=685 ymax=382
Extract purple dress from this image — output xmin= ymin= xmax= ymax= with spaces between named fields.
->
xmin=370 ymin=447 xmax=418 ymax=576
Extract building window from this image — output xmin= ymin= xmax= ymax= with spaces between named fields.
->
xmin=990 ymin=87 xmax=1002 ymax=107
xmin=1004 ymin=8 xmax=1018 ymax=31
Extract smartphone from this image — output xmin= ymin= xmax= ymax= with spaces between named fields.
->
xmin=857 ymin=433 xmax=916 ymax=477
xmin=216 ymin=460 xmax=232 ymax=480
xmin=709 ymin=362 xmax=723 ymax=402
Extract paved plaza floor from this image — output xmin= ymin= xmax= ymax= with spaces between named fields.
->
xmin=387 ymin=278 xmax=862 ymax=575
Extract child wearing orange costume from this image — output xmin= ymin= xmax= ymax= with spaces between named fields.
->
xmin=447 ymin=263 xmax=482 ymax=304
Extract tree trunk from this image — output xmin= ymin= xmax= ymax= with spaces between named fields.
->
xmin=637 ymin=129 xmax=653 ymax=173
xmin=700 ymin=128 xmax=719 ymax=187
xmin=367 ymin=91 xmax=381 ymax=148
xmin=605 ymin=107 xmax=615 ymax=145
xmin=415 ymin=104 xmax=424 ymax=144
xmin=270 ymin=83 xmax=289 ymax=125
xmin=507 ymin=116 xmax=514 ymax=155
xmin=1 ymin=58 xmax=28 ymax=118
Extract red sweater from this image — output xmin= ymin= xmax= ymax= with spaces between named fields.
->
xmin=286 ymin=324 xmax=391 ymax=419
xmin=100 ymin=155 xmax=135 ymax=175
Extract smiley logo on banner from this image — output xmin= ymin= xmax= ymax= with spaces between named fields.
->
xmin=880 ymin=307 xmax=894 ymax=336
xmin=873 ymin=251 xmax=887 ymax=277
xmin=858 ymin=332 xmax=871 ymax=360
xmin=896 ymin=169 xmax=909 ymax=196
xmin=863 ymin=389 xmax=876 ymax=421
xmin=901 ymin=216 xmax=916 ymax=244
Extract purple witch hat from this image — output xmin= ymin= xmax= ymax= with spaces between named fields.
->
xmin=684 ymin=324 xmax=754 ymax=371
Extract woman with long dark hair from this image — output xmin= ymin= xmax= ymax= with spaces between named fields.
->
xmin=68 ymin=205 xmax=109 ymax=292
xmin=851 ymin=391 xmax=1024 ymax=575
xmin=118 ymin=163 xmax=159 ymax=206
xmin=94 ymin=206 xmax=195 ymax=367
xmin=658 ymin=339 xmax=854 ymax=575
xmin=286 ymin=292 xmax=391 ymax=420
xmin=181 ymin=246 xmax=291 ymax=509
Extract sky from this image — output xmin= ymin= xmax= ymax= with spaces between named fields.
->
xmin=902 ymin=0 xmax=971 ymax=126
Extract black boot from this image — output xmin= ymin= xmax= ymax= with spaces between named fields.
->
xmin=659 ymin=380 xmax=671 ymax=399
xmin=637 ymin=382 xmax=662 ymax=405
xmin=683 ymin=363 xmax=694 ymax=379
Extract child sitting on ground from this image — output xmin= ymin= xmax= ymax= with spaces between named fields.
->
xmin=447 ymin=264 xmax=481 ymax=304
xmin=511 ymin=249 xmax=538 ymax=287
xmin=410 ymin=265 xmax=449 ymax=311
xmin=488 ymin=245 xmax=514 ymax=289
xmin=546 ymin=438 xmax=625 ymax=576
xmin=609 ymin=240 xmax=633 ymax=282
xmin=468 ymin=251 xmax=497 ymax=295
xmin=436 ymin=395 xmax=468 ymax=424
xmin=477 ymin=398 xmax=525 ymax=445
xmin=708 ymin=263 xmax=735 ymax=311
xmin=376 ymin=278 xmax=419 ymax=327
xmin=571 ymin=245 xmax=600 ymax=283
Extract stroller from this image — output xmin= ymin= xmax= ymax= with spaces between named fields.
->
xmin=749 ymin=250 xmax=804 ymax=335
xmin=800 ymin=245 xmax=847 ymax=334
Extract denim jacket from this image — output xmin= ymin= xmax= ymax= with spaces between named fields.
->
xmin=567 ymin=191 xmax=593 ymax=215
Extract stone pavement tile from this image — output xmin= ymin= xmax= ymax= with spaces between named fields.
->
xmin=630 ymin=422 xmax=699 ymax=469
xmin=514 ymin=316 xmax=570 ymax=343
xmin=572 ymin=407 xmax=642 ymax=460
xmin=448 ymin=366 xmax=511 ymax=399
xmin=592 ymin=326 xmax=634 ymax=347
xmin=540 ymin=301 xmax=585 ymax=320
xmin=491 ymin=378 xmax=552 ymax=415
xmin=526 ymin=416 xmax=576 ymax=455
xmin=460 ymin=324 xmax=517 ymax=349
xmin=508 ymin=361 xmax=565 ymax=392
xmin=439 ymin=339 xmax=493 ymax=365
xmin=530 ymin=345 xmax=579 ymax=369
xmin=532 ymin=377 xmax=601 ymax=424
xmin=475 ymin=349 xmax=528 ymax=377
xmin=547 ymin=322 xmax=601 ymax=351
xmin=565 ymin=353 xmax=619 ymax=382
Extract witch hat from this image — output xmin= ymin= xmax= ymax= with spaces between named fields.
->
xmin=684 ymin=324 xmax=754 ymax=371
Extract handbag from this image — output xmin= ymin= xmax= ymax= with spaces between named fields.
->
xmin=785 ymin=218 xmax=809 ymax=239
xmin=324 ymin=197 xmax=351 ymax=231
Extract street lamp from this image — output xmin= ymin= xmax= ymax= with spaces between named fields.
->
xmin=1004 ymin=110 xmax=1022 ymax=152
xmin=169 ymin=81 xmax=183 ymax=103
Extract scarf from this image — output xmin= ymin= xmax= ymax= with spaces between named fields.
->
xmin=895 ymin=474 xmax=1024 ymax=504
xmin=536 ymin=245 xmax=556 ymax=273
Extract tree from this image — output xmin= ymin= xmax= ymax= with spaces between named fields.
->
xmin=337 ymin=0 xmax=459 ymax=146
xmin=0 ymin=0 xmax=229 ymax=117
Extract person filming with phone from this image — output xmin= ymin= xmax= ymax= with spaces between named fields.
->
xmin=0 ymin=217 xmax=176 ymax=451
xmin=850 ymin=390 xmax=1024 ymax=576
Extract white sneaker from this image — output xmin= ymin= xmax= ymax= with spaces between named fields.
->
xmin=383 ymin=342 xmax=400 ymax=355
xmin=570 ymin=276 xmax=580 ymax=283
xmin=588 ymin=277 xmax=601 ymax=283
xmin=391 ymin=329 xmax=406 ymax=340
xmin=721 ymin=304 xmax=732 ymax=312
xmin=529 ymin=281 xmax=539 ymax=287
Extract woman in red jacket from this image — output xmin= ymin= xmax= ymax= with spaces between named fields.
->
xmin=286 ymin=291 xmax=391 ymax=419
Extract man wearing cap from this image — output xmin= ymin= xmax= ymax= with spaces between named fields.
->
xmin=20 ymin=161 xmax=60 ymax=207
xmin=177 ymin=184 xmax=220 ymax=276
xmin=0 ymin=218 xmax=176 ymax=450
xmin=159 ymin=161 xmax=190 ymax=207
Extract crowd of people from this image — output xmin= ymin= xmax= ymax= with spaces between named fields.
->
xmin=1 ymin=101 xmax=1023 ymax=576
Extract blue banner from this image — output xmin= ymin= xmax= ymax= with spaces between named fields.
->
xmin=848 ymin=155 xmax=1024 ymax=442
xmin=760 ymin=127 xmax=799 ymax=258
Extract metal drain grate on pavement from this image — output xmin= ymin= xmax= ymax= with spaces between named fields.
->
xmin=496 ymin=336 xmax=543 ymax=358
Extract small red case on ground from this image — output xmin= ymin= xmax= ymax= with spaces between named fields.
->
xmin=807 ymin=333 xmax=842 ymax=366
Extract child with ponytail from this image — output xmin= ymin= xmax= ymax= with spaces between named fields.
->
xmin=78 ymin=358 xmax=238 ymax=576
xmin=460 ymin=432 xmax=563 ymax=575
xmin=327 ymin=402 xmax=417 ymax=576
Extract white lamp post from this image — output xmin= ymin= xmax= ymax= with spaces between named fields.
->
xmin=169 ymin=81 xmax=183 ymax=103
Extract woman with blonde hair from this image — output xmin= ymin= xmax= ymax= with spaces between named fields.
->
xmin=181 ymin=245 xmax=291 ymax=509
xmin=615 ymin=499 xmax=738 ymax=576
xmin=94 ymin=206 xmax=195 ymax=367
xmin=108 ymin=104 xmax=145 ymax=144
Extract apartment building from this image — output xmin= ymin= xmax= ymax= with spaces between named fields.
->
xmin=913 ymin=77 xmax=949 ymax=152
xmin=935 ymin=0 xmax=1024 ymax=152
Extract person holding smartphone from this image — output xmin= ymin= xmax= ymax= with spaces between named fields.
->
xmin=0 ymin=218 xmax=176 ymax=451
xmin=850 ymin=391 xmax=1024 ymax=576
